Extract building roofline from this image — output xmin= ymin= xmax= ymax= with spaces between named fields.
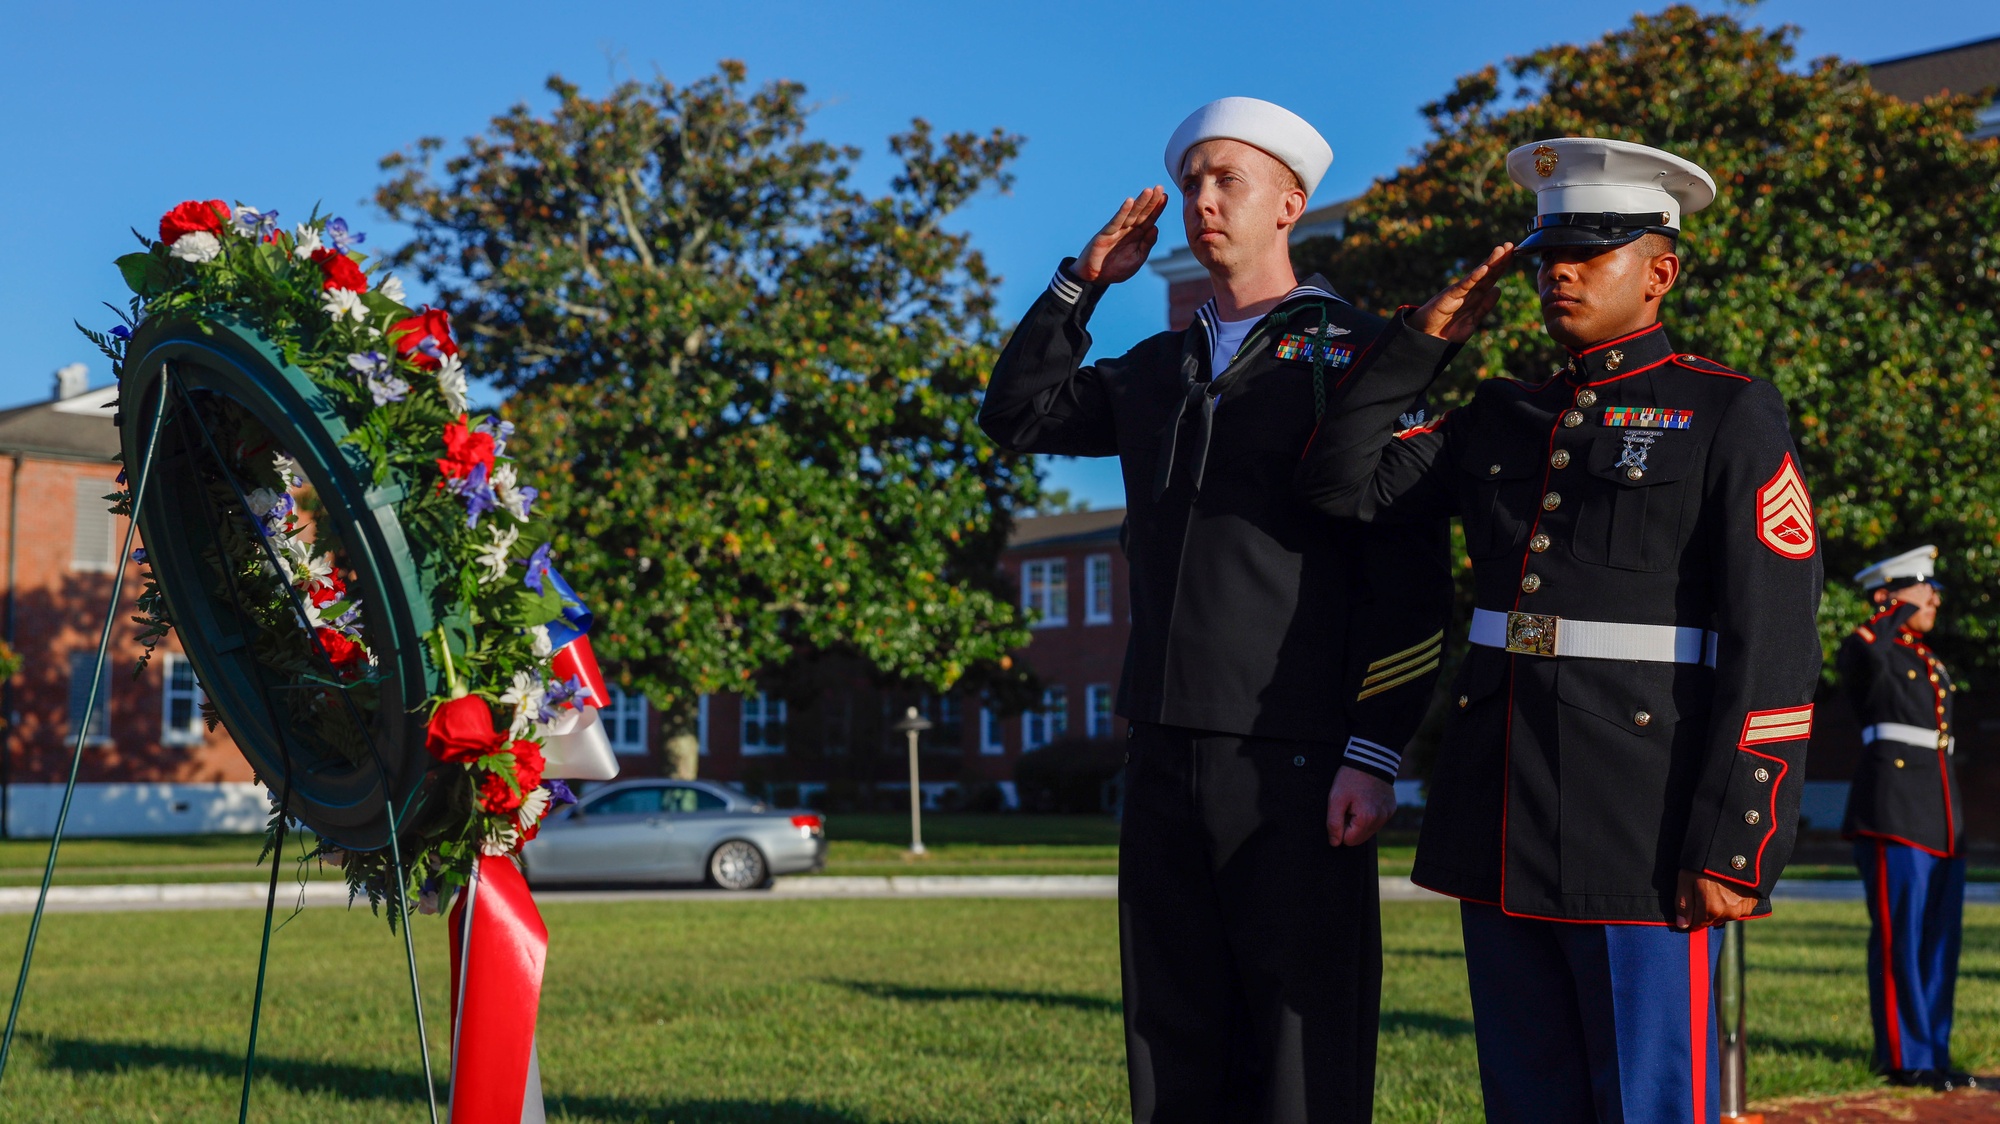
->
xmin=1868 ymin=33 xmax=2000 ymax=70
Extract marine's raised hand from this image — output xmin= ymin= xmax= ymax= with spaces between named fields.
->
xmin=1410 ymin=242 xmax=1516 ymax=343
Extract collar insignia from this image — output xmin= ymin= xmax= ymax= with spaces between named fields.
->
xmin=1604 ymin=349 xmax=1624 ymax=371
xmin=1602 ymin=406 xmax=1692 ymax=429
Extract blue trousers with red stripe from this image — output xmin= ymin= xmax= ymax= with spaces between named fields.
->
xmin=1854 ymin=839 xmax=1964 ymax=1073
xmin=1461 ymin=903 xmax=1724 ymax=1124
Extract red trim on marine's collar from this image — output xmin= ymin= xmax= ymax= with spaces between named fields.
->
xmin=1571 ymin=322 xmax=1666 ymax=357
xmin=1582 ymin=353 xmax=1677 ymax=388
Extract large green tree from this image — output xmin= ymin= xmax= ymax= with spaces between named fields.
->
xmin=1298 ymin=5 xmax=2000 ymax=682
xmin=376 ymin=63 xmax=1039 ymax=752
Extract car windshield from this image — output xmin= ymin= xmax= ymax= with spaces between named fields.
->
xmin=662 ymin=786 xmax=728 ymax=814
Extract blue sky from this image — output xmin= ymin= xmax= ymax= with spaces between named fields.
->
xmin=5 ymin=1 xmax=1994 ymax=509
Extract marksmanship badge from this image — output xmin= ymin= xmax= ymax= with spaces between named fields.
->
xmin=1616 ymin=431 xmax=1658 ymax=474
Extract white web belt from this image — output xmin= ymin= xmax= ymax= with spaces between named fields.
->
xmin=1469 ymin=607 xmax=1719 ymax=666
xmin=1862 ymin=722 xmax=1954 ymax=755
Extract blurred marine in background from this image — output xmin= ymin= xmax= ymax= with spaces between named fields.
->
xmin=979 ymin=98 xmax=1453 ymax=1122
xmin=1841 ymin=546 xmax=1975 ymax=1091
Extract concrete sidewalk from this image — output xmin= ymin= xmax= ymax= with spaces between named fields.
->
xmin=0 ymin=876 xmax=1987 ymax=914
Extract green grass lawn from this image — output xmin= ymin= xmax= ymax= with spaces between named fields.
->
xmin=0 ymin=897 xmax=1989 ymax=1121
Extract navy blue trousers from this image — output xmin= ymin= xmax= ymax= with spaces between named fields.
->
xmin=1854 ymin=839 xmax=1965 ymax=1073
xmin=1461 ymin=903 xmax=1723 ymax=1124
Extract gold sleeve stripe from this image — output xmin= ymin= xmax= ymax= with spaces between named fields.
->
xmin=1357 ymin=657 xmax=1441 ymax=701
xmin=1367 ymin=630 xmax=1445 ymax=673
xmin=1362 ymin=640 xmax=1444 ymax=687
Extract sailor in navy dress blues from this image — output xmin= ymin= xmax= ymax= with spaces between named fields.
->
xmin=1840 ymin=546 xmax=1976 ymax=1091
xmin=1296 ymin=138 xmax=1824 ymax=1123
xmin=981 ymin=98 xmax=1453 ymax=1122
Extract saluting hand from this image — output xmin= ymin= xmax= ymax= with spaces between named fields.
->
xmin=1409 ymin=243 xmax=1516 ymax=343
xmin=1070 ymin=187 xmax=1169 ymax=285
xmin=1675 ymin=870 xmax=1759 ymax=930
xmin=1327 ymin=768 xmax=1397 ymax=847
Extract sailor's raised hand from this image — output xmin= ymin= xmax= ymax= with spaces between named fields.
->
xmin=1071 ymin=187 xmax=1168 ymax=285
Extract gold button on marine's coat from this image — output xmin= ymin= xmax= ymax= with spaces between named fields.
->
xmin=1753 ymin=768 xmax=1770 ymax=783
xmin=1576 ymin=390 xmax=1599 ymax=407
xmin=1908 ymin=670 xmax=1919 ymax=679
xmin=1550 ymin=449 xmax=1571 ymax=469
xmin=1529 ymin=534 xmax=1551 ymax=553
xmin=1458 ymin=695 xmax=1470 ymax=709
xmin=1744 ymin=810 xmax=1761 ymax=825
xmin=1542 ymin=492 xmax=1562 ymax=511
xmin=1489 ymin=464 xmax=1502 ymax=475
xmin=1521 ymin=573 xmax=1542 ymax=593
xmin=1730 ymin=855 xmax=1748 ymax=871
xmin=1895 ymin=759 xmax=1906 ymax=769
xmin=1633 ymin=710 xmax=1652 ymax=727
xmin=1562 ymin=410 xmax=1584 ymax=428
xmin=1626 ymin=467 xmax=1645 ymax=481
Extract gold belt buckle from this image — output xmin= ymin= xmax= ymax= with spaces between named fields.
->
xmin=1505 ymin=611 xmax=1561 ymax=657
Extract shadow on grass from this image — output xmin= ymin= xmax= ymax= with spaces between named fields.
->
xmin=33 ymin=1037 xmax=874 ymax=1123
xmin=1746 ymin=1030 xmax=1872 ymax=1069
xmin=1380 ymin=1010 xmax=1475 ymax=1039
xmin=831 ymin=979 xmax=1121 ymax=1014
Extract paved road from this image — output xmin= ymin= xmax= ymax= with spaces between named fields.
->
xmin=0 ymin=875 xmax=1986 ymax=914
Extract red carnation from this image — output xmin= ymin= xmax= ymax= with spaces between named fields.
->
xmin=389 ymin=306 xmax=457 ymax=371
xmin=159 ymin=199 xmax=230 ymax=245
xmin=478 ymin=773 xmax=523 ymax=814
xmin=310 ymin=248 xmax=369 ymax=293
xmin=436 ymin=415 xmax=495 ymax=481
xmin=306 ymin=571 xmax=346 ymax=608
xmin=509 ymin=739 xmax=546 ymax=791
xmin=312 ymin=628 xmax=366 ymax=675
xmin=425 ymin=695 xmax=507 ymax=764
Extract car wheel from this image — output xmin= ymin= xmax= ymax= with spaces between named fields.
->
xmin=707 ymin=840 xmax=769 ymax=891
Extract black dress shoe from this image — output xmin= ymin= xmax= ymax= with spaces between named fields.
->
xmin=1886 ymin=1068 xmax=1936 ymax=1088
xmin=1938 ymin=1070 xmax=1980 ymax=1091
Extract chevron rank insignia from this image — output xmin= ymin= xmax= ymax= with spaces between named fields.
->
xmin=1602 ymin=406 xmax=1692 ymax=429
xmin=1756 ymin=453 xmax=1817 ymax=559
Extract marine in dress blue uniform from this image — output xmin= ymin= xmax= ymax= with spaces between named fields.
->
xmin=1840 ymin=546 xmax=1975 ymax=1091
xmin=1296 ymin=139 xmax=1825 ymax=1123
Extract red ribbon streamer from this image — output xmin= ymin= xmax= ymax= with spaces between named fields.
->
xmin=448 ymin=854 xmax=547 ymax=1122
xmin=550 ymin=632 xmax=609 ymax=709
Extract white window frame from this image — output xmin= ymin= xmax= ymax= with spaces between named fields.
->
xmin=1023 ymin=686 xmax=1069 ymax=751
xmin=698 ymin=694 xmax=711 ymax=755
xmin=1085 ymin=683 xmax=1114 ymax=740
xmin=71 ymin=476 xmax=119 ymax=574
xmin=67 ymin=651 xmax=112 ymax=745
xmin=603 ymin=685 xmax=650 ymax=757
xmin=1020 ymin=558 xmax=1068 ymax=629
xmin=160 ymin=652 xmax=205 ymax=747
xmin=980 ymin=706 xmax=1005 ymax=756
xmin=1085 ymin=554 xmax=1113 ymax=625
xmin=741 ymin=693 xmax=788 ymax=756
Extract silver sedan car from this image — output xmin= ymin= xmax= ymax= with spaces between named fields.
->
xmin=520 ymin=779 xmax=827 ymax=890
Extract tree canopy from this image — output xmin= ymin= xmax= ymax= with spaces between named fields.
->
xmin=1297 ymin=5 xmax=2000 ymax=682
xmin=376 ymin=63 xmax=1040 ymax=736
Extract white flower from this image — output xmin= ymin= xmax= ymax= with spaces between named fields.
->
xmin=417 ymin=889 xmax=440 ymax=915
xmin=272 ymin=452 xmax=305 ymax=489
xmin=321 ymin=288 xmax=367 ymax=323
xmin=435 ymin=354 xmax=468 ymax=413
xmin=473 ymin=523 xmax=520 ymax=584
xmin=529 ymin=624 xmax=554 ymax=658
xmin=499 ymin=670 xmax=546 ymax=740
xmin=378 ymin=275 xmax=406 ymax=304
xmin=168 ymin=232 xmax=221 ymax=263
xmin=491 ymin=463 xmax=534 ymax=522
xmin=292 ymin=224 xmax=323 ymax=259
xmin=479 ymin=822 xmax=521 ymax=857
xmin=518 ymin=785 xmax=551 ymax=829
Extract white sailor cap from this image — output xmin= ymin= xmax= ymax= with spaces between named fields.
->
xmin=1165 ymin=98 xmax=1333 ymax=197
xmin=1505 ymin=137 xmax=1717 ymax=252
xmin=1854 ymin=545 xmax=1942 ymax=591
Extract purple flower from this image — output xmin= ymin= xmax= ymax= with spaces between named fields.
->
xmin=233 ymin=205 xmax=280 ymax=239
xmin=130 ymin=547 xmax=148 ymax=563
xmin=347 ymin=351 xmax=407 ymax=406
xmin=474 ymin=415 xmax=515 ymax=457
xmin=325 ymin=218 xmax=366 ymax=254
xmin=545 ymin=779 xmax=576 ymax=807
xmin=116 ymin=468 xmax=127 ymax=485
xmin=109 ymin=324 xmax=132 ymax=341
xmin=544 ymin=674 xmax=585 ymax=709
xmin=454 ymin=462 xmax=498 ymax=528
xmin=521 ymin=542 xmax=553 ymax=593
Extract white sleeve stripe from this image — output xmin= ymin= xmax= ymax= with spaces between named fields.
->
xmin=1048 ymin=268 xmax=1084 ymax=305
xmin=1343 ymin=737 xmax=1401 ymax=773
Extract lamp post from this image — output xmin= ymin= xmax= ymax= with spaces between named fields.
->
xmin=892 ymin=706 xmax=933 ymax=855
xmin=1718 ymin=919 xmax=1763 ymax=1123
